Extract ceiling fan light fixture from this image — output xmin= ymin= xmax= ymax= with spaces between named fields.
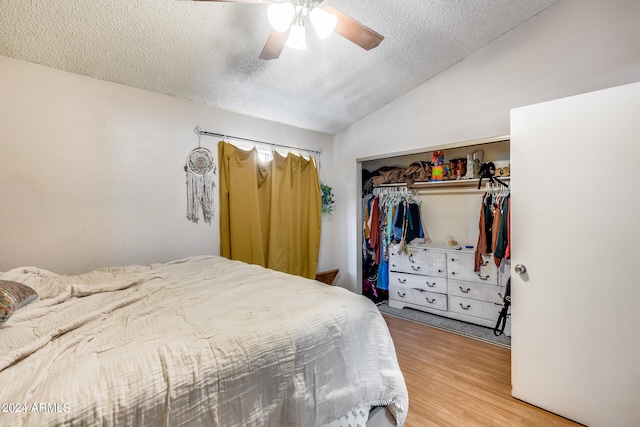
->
xmin=309 ymin=7 xmax=337 ymax=39
xmin=267 ymin=2 xmax=295 ymax=32
xmin=285 ymin=22 xmax=307 ymax=50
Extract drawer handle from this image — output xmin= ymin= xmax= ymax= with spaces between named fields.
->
xmin=451 ymin=271 xmax=456 ymax=275
xmin=450 ymin=258 xmax=455 ymax=262
xmin=459 ymin=287 xmax=471 ymax=293
xmin=460 ymin=303 xmax=471 ymax=310
xmin=438 ymin=269 xmax=443 ymax=273
xmin=478 ymin=274 xmax=489 ymax=280
xmin=397 ymin=292 xmax=406 ymax=298
xmin=397 ymin=278 xmax=407 ymax=284
xmin=391 ymin=264 xmax=397 ymax=268
xmin=425 ymin=297 xmax=436 ymax=304
xmin=411 ymin=265 xmax=421 ymax=271
xmin=426 ymin=282 xmax=436 ymax=288
xmin=409 ymin=253 xmax=415 ymax=263
xmin=481 ymin=259 xmax=489 ymax=266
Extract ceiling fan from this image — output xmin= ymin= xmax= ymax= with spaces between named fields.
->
xmin=191 ymin=0 xmax=384 ymax=60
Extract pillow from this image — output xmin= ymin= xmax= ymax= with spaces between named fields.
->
xmin=0 ymin=280 xmax=39 ymax=325
xmin=0 ymin=267 xmax=59 ymax=299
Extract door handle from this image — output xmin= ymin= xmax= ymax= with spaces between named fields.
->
xmin=515 ymin=264 xmax=527 ymax=274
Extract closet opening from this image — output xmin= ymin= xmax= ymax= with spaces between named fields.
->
xmin=356 ymin=136 xmax=511 ymax=343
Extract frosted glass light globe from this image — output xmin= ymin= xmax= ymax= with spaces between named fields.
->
xmin=267 ymin=2 xmax=295 ymax=32
xmin=285 ymin=23 xmax=307 ymax=50
xmin=309 ymin=7 xmax=337 ymax=39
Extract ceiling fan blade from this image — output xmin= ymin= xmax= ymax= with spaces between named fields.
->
xmin=323 ymin=7 xmax=383 ymax=51
xmin=259 ymin=30 xmax=288 ymax=60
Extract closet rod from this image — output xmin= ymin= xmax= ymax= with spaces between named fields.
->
xmin=194 ymin=126 xmax=322 ymax=155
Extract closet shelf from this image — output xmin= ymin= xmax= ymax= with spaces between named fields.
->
xmin=375 ymin=176 xmax=510 ymax=190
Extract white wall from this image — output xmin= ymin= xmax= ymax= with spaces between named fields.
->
xmin=0 ymin=56 xmax=334 ymax=274
xmin=333 ymin=0 xmax=640 ymax=292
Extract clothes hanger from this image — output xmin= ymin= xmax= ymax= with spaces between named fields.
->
xmin=485 ymin=182 xmax=493 ymax=205
xmin=501 ymin=182 xmax=510 ymax=198
xmin=409 ymin=190 xmax=421 ymax=205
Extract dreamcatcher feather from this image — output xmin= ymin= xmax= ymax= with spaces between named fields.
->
xmin=186 ymin=147 xmax=216 ymax=224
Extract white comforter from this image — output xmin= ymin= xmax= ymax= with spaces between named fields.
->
xmin=0 ymin=256 xmax=407 ymax=426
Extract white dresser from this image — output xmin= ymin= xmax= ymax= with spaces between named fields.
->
xmin=388 ymin=243 xmax=510 ymax=335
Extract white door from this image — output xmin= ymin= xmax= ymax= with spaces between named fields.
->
xmin=510 ymin=81 xmax=640 ymax=427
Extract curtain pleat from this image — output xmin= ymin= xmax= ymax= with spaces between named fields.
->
xmin=218 ymin=141 xmax=321 ymax=279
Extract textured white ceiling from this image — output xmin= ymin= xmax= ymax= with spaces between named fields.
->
xmin=0 ymin=0 xmax=559 ymax=134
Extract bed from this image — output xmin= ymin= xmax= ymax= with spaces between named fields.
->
xmin=0 ymin=255 xmax=408 ymax=426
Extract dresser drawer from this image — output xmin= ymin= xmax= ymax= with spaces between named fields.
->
xmin=484 ymin=284 xmax=507 ymax=305
xmin=447 ymin=279 xmax=484 ymax=300
xmin=447 ymin=252 xmax=497 ymax=285
xmin=390 ymin=272 xmax=447 ymax=294
xmin=389 ymin=246 xmax=446 ymax=277
xmin=449 ymin=295 xmax=509 ymax=322
xmin=448 ymin=295 xmax=485 ymax=318
xmin=483 ymin=300 xmax=509 ymax=323
xmin=390 ymin=281 xmax=447 ymax=311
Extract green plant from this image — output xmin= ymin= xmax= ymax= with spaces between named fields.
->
xmin=320 ymin=182 xmax=335 ymax=216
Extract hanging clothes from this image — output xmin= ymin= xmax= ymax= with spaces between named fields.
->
xmin=407 ymin=203 xmax=425 ymax=243
xmin=484 ymin=197 xmax=494 ymax=253
xmin=474 ymin=185 xmax=510 ymax=272
xmin=491 ymin=202 xmax=502 ymax=255
xmin=494 ymin=195 xmax=510 ymax=264
xmin=362 ymin=188 xmax=429 ymax=293
xmin=474 ymin=193 xmax=489 ymax=272
xmin=504 ymin=197 xmax=511 ymax=259
xmin=363 ymin=195 xmax=372 ymax=242
xmin=393 ymin=201 xmax=405 ymax=242
xmin=369 ymin=196 xmax=381 ymax=260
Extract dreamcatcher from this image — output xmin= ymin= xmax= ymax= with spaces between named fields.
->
xmin=186 ymin=139 xmax=216 ymax=224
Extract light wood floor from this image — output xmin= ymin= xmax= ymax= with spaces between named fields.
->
xmin=383 ymin=314 xmax=583 ymax=427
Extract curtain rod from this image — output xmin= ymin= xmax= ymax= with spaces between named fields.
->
xmin=194 ymin=126 xmax=322 ymax=155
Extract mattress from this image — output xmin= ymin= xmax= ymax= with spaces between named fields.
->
xmin=0 ymin=255 xmax=407 ymax=426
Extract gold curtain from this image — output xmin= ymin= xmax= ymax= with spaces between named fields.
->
xmin=218 ymin=141 xmax=321 ymax=279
